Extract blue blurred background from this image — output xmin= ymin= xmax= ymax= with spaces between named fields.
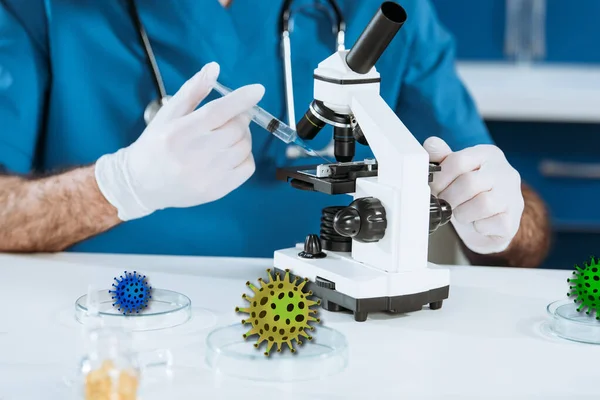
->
xmin=432 ymin=0 xmax=600 ymax=269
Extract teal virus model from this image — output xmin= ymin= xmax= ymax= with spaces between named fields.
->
xmin=235 ymin=269 xmax=321 ymax=356
xmin=568 ymin=256 xmax=600 ymax=319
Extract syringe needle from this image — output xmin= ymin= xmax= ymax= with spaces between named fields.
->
xmin=212 ymin=81 xmax=333 ymax=163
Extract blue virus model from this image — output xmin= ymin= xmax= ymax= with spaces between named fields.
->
xmin=109 ymin=271 xmax=152 ymax=315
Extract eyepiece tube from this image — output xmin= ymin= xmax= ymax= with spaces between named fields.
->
xmin=346 ymin=2 xmax=407 ymax=74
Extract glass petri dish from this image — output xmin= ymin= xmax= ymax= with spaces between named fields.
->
xmin=205 ymin=323 xmax=348 ymax=382
xmin=546 ymin=299 xmax=600 ymax=344
xmin=75 ymin=289 xmax=191 ymax=331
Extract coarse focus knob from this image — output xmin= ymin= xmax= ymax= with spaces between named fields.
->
xmin=320 ymin=207 xmax=352 ymax=252
xmin=298 ymin=234 xmax=327 ymax=259
xmin=333 ymin=197 xmax=387 ymax=242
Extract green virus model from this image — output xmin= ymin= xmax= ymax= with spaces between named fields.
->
xmin=568 ymin=256 xmax=600 ymax=319
xmin=235 ymin=269 xmax=321 ymax=356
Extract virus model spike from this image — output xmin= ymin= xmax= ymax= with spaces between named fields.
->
xmin=235 ymin=268 xmax=322 ymax=356
xmin=258 ymin=277 xmax=269 ymax=290
xmin=567 ymin=256 xmax=600 ymax=319
xmin=108 ymin=270 xmax=153 ymax=315
xmin=246 ymin=281 xmax=260 ymax=294
xmin=296 ymin=277 xmax=310 ymax=292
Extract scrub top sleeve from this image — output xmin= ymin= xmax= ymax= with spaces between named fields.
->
xmin=0 ymin=2 xmax=49 ymax=174
xmin=395 ymin=0 xmax=493 ymax=151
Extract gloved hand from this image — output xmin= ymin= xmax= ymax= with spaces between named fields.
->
xmin=95 ymin=62 xmax=265 ymax=221
xmin=423 ymin=137 xmax=524 ymax=254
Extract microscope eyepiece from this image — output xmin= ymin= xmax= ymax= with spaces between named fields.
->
xmin=346 ymin=2 xmax=407 ymax=74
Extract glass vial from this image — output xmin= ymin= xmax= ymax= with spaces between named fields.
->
xmin=80 ymin=328 xmax=140 ymax=400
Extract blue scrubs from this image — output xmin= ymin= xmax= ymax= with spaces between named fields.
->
xmin=0 ymin=0 xmax=492 ymax=257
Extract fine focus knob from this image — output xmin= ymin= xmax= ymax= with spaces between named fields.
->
xmin=429 ymin=195 xmax=452 ymax=233
xmin=333 ymin=197 xmax=387 ymax=243
xmin=298 ymin=234 xmax=327 ymax=259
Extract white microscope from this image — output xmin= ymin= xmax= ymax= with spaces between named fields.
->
xmin=274 ymin=1 xmax=453 ymax=322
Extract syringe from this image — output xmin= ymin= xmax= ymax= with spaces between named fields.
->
xmin=213 ymin=81 xmax=329 ymax=160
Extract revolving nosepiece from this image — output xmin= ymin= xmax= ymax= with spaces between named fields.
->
xmin=296 ymin=101 xmax=354 ymax=160
xmin=346 ymin=2 xmax=407 ymax=74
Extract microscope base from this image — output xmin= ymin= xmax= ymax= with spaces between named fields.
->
xmin=273 ymin=246 xmax=450 ymax=322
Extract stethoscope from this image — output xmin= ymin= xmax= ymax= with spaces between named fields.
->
xmin=280 ymin=0 xmax=345 ymax=159
xmin=127 ymin=0 xmax=345 ymax=159
xmin=127 ymin=0 xmax=171 ymax=125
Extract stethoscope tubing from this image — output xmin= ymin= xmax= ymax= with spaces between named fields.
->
xmin=127 ymin=0 xmax=167 ymax=101
xmin=280 ymin=0 xmax=345 ymax=159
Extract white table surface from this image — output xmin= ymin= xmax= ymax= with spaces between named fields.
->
xmin=0 ymin=252 xmax=597 ymax=399
xmin=456 ymin=62 xmax=600 ymax=123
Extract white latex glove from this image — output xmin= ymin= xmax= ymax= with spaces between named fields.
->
xmin=95 ymin=62 xmax=265 ymax=221
xmin=423 ymin=137 xmax=524 ymax=254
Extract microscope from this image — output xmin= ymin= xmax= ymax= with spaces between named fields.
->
xmin=274 ymin=1 xmax=453 ymax=322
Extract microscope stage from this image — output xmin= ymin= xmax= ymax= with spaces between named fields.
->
xmin=276 ymin=161 xmax=378 ymax=195
xmin=273 ymin=245 xmax=450 ymax=322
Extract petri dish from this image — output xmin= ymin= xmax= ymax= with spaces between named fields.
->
xmin=546 ymin=299 xmax=600 ymax=344
xmin=205 ymin=323 xmax=348 ymax=382
xmin=75 ymin=289 xmax=191 ymax=331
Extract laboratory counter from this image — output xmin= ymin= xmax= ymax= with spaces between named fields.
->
xmin=0 ymin=252 xmax=597 ymax=399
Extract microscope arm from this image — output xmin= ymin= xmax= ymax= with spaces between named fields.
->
xmin=349 ymin=90 xmax=429 ymax=187
xmin=346 ymin=90 xmax=432 ymax=273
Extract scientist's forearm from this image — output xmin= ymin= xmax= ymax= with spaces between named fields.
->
xmin=460 ymin=183 xmax=551 ymax=268
xmin=0 ymin=166 xmax=120 ymax=252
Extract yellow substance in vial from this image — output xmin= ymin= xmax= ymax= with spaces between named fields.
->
xmin=85 ymin=360 xmax=139 ymax=400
